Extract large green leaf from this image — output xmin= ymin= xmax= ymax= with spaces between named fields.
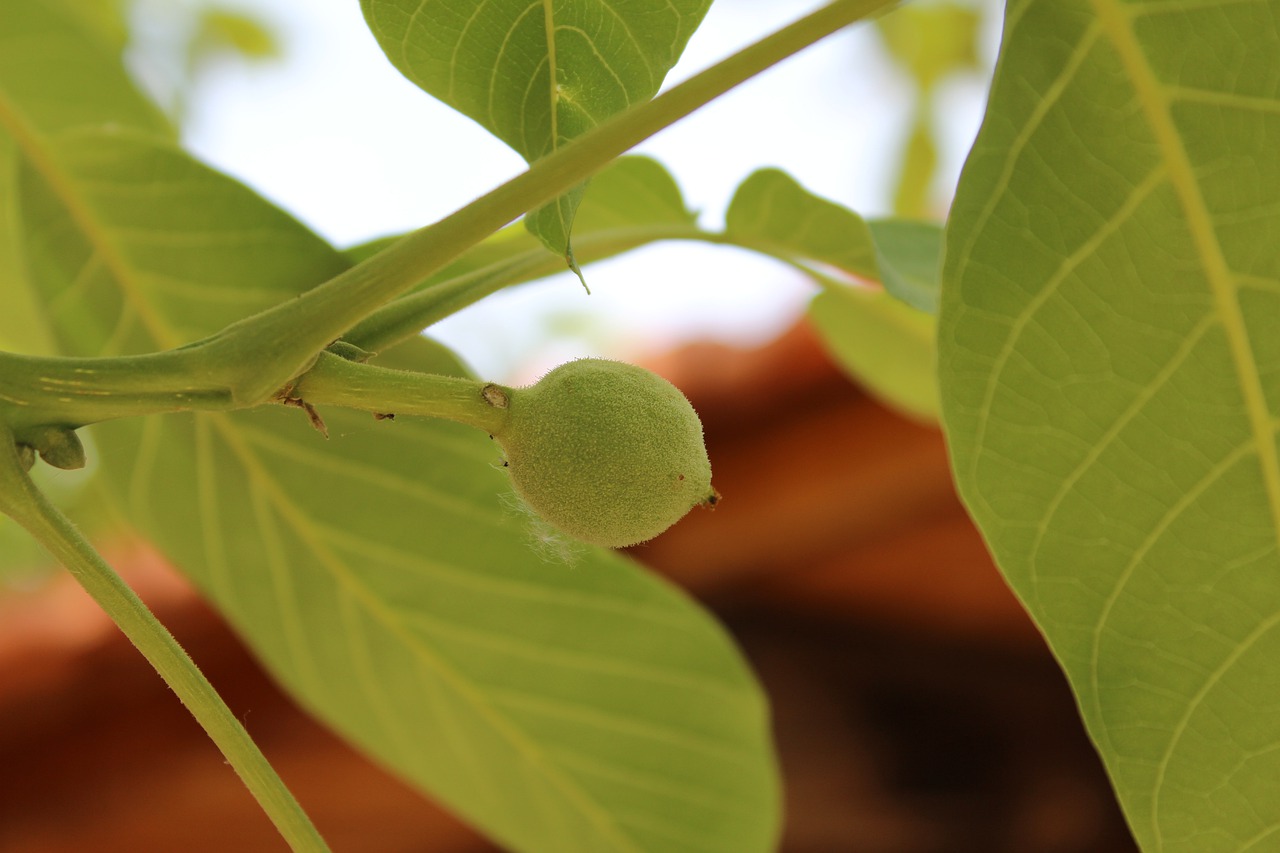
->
xmin=0 ymin=1 xmax=168 ymax=139
xmin=0 ymin=0 xmax=168 ymax=355
xmin=4 ymin=79 xmax=778 ymax=853
xmin=107 ymin=366 xmax=776 ymax=853
xmin=939 ymin=1 xmax=1280 ymax=850
xmin=359 ymin=0 xmax=711 ymax=257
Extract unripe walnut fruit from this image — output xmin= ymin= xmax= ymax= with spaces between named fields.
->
xmin=493 ymin=358 xmax=714 ymax=548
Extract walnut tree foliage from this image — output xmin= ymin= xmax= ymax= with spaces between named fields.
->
xmin=0 ymin=1 xmax=1277 ymax=851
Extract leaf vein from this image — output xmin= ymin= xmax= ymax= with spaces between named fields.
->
xmin=1091 ymin=0 xmax=1280 ymax=840
xmin=406 ymin=609 xmax=750 ymax=701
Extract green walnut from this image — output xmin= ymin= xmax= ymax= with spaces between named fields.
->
xmin=492 ymin=358 xmax=715 ymax=548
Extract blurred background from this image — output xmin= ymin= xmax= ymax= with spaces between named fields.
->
xmin=0 ymin=1 xmax=1141 ymax=851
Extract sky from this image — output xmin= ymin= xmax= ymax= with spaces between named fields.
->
xmin=132 ymin=0 xmax=995 ymax=382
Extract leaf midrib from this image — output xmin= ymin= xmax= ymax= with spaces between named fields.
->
xmin=1089 ymin=0 xmax=1280 ymax=847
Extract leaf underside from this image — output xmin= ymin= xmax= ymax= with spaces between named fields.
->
xmin=359 ymin=0 xmax=712 ymax=255
xmin=939 ymin=0 xmax=1280 ymax=850
xmin=0 ymin=5 xmax=779 ymax=852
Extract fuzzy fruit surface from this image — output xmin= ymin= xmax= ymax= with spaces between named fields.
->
xmin=495 ymin=359 xmax=714 ymax=548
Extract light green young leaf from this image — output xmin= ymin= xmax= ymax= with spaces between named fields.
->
xmin=874 ymin=0 xmax=981 ymax=92
xmin=723 ymin=168 xmax=941 ymax=417
xmin=724 ymin=168 xmax=941 ymax=312
xmin=193 ymin=8 xmax=281 ymax=62
xmin=12 ymin=128 xmax=779 ymax=852
xmin=866 ymin=218 xmax=943 ymax=315
xmin=725 ymin=168 xmax=880 ymax=280
xmin=809 ymin=287 xmax=937 ymax=421
xmin=810 ymin=216 xmax=942 ymax=420
xmin=358 ymin=0 xmax=711 ymax=257
xmin=352 ymin=162 xmax=946 ymax=419
xmin=939 ymin=1 xmax=1280 ymax=850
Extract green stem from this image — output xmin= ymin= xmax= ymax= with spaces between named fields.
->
xmin=345 ymin=223 xmax=713 ymax=352
xmin=0 ymin=423 xmax=330 ymax=853
xmin=344 ymin=223 xmax=847 ymax=355
xmin=2 ymin=0 xmax=895 ymax=432
xmin=0 ymin=348 xmax=232 ymax=436
xmin=196 ymin=0 xmax=897 ymax=404
xmin=293 ymin=352 xmax=513 ymax=434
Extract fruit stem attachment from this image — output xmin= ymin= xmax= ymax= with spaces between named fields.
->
xmin=291 ymin=352 xmax=512 ymax=435
xmin=0 ymin=420 xmax=330 ymax=853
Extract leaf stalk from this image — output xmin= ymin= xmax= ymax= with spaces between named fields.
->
xmin=0 ymin=421 xmax=331 ymax=853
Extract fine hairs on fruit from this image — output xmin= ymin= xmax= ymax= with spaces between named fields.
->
xmin=490 ymin=358 xmax=716 ymax=548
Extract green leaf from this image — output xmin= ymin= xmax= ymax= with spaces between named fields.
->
xmin=52 ymin=0 xmax=130 ymax=51
xmin=867 ymin=218 xmax=943 ymax=316
xmin=0 ymin=1 xmax=168 ymax=139
xmin=576 ymin=154 xmax=696 ymax=230
xmin=0 ymin=134 xmax=55 ymax=355
xmin=0 ymin=0 xmax=170 ymax=353
xmin=193 ymin=8 xmax=281 ymax=62
xmin=0 ymin=0 xmax=174 ymax=353
xmin=724 ymin=168 xmax=941 ymax=312
xmin=0 ymin=1 xmax=168 ymax=350
xmin=809 ymin=287 xmax=937 ymax=421
xmin=819 ymin=220 xmax=942 ymax=420
xmin=875 ymin=0 xmax=981 ymax=92
xmin=358 ymin=0 xmax=711 ymax=256
xmin=721 ymin=168 xmax=941 ymax=417
xmin=939 ymin=1 xmax=1280 ymax=850
xmin=725 ymin=168 xmax=880 ymax=280
xmin=0 ymin=2 xmax=175 ymax=554
xmin=11 ymin=127 xmax=778 ymax=852
xmin=105 ymin=357 xmax=777 ymax=853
